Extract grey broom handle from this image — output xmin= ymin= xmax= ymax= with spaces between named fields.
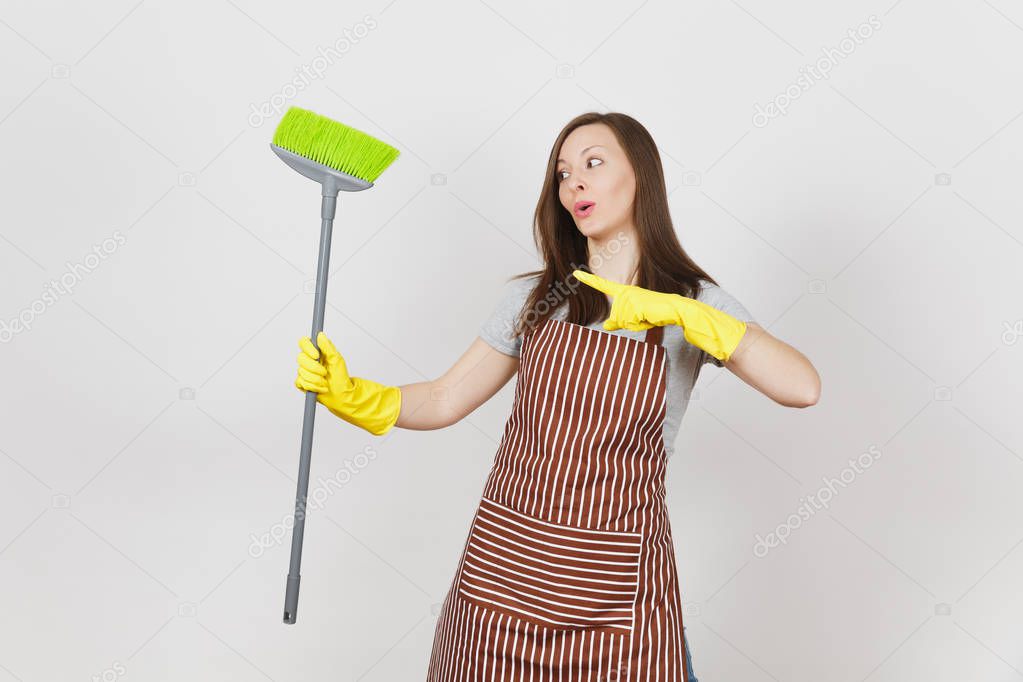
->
xmin=284 ymin=178 xmax=340 ymax=624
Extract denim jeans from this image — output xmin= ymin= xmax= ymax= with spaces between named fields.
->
xmin=684 ymin=626 xmax=699 ymax=681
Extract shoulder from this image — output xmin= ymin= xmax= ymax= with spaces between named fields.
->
xmin=509 ymin=272 xmax=542 ymax=294
xmin=694 ymin=278 xmax=725 ymax=302
xmin=497 ymin=273 xmax=542 ymax=308
xmin=694 ymin=279 xmax=754 ymax=321
xmin=478 ymin=273 xmax=542 ymax=356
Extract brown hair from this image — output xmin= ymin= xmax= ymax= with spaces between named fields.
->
xmin=510 ymin=111 xmax=718 ymax=339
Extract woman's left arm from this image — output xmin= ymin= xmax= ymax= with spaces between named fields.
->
xmin=570 ymin=269 xmax=821 ymax=408
xmin=722 ymin=322 xmax=821 ymax=408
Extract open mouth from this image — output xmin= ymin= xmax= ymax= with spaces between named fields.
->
xmin=574 ymin=201 xmax=596 ymax=217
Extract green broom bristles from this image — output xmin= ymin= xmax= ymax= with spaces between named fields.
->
xmin=272 ymin=106 xmax=400 ymax=183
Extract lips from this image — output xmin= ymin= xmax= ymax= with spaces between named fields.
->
xmin=574 ymin=200 xmax=596 ymax=218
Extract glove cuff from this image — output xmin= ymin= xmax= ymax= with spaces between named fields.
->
xmin=669 ymin=295 xmax=748 ymax=362
xmin=323 ymin=376 xmax=402 ymax=436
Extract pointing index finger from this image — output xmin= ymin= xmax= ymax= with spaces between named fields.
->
xmin=572 ymin=269 xmax=624 ymax=297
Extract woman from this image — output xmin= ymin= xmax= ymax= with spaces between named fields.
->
xmin=294 ymin=112 xmax=820 ymax=681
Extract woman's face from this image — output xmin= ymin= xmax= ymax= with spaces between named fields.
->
xmin=556 ymin=123 xmax=636 ymax=240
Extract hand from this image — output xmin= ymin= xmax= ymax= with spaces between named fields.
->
xmin=295 ymin=331 xmax=352 ymax=394
xmin=295 ymin=331 xmax=402 ymax=436
xmin=572 ymin=269 xmax=747 ymax=363
xmin=573 ymin=269 xmax=685 ymax=332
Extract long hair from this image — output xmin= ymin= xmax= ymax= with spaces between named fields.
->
xmin=510 ymin=111 xmax=718 ymax=339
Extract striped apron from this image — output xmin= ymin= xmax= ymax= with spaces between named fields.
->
xmin=427 ymin=316 xmax=694 ymax=681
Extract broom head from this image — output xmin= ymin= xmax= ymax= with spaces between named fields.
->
xmin=272 ymin=107 xmax=400 ymax=184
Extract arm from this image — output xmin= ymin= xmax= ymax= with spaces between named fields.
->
xmin=719 ymin=322 xmax=820 ymax=408
xmin=571 ymin=270 xmax=820 ymax=409
xmin=296 ymin=332 xmax=518 ymax=435
xmin=395 ymin=336 xmax=520 ymax=430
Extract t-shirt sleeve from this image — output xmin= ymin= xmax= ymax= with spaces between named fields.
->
xmin=696 ymin=280 xmax=756 ymax=367
xmin=478 ymin=277 xmax=536 ymax=357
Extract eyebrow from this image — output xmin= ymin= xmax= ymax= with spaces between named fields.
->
xmin=557 ymin=145 xmax=605 ymax=164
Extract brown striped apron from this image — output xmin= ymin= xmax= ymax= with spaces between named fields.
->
xmin=427 ymin=316 xmax=691 ymax=681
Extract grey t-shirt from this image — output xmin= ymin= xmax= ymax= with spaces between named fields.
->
xmin=478 ymin=274 xmax=756 ymax=460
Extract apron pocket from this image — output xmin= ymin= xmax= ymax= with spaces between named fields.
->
xmin=457 ymin=496 xmax=642 ymax=632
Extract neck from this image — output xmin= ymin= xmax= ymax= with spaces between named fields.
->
xmin=586 ymin=226 xmax=640 ymax=286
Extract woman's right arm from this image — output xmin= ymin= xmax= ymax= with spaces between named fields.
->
xmin=394 ymin=337 xmax=519 ymax=430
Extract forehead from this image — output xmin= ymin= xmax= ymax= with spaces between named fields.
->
xmin=557 ymin=123 xmax=618 ymax=162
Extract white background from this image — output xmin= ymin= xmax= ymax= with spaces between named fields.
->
xmin=1 ymin=0 xmax=1021 ymax=680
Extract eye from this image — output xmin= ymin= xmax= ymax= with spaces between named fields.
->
xmin=557 ymin=157 xmax=603 ymax=182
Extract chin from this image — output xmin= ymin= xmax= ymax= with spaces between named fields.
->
xmin=576 ymin=222 xmax=610 ymax=238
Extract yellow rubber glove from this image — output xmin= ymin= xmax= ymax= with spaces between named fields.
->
xmin=572 ymin=269 xmax=748 ymax=363
xmin=294 ymin=331 xmax=402 ymax=436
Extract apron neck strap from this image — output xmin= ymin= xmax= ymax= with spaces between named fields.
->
xmin=644 ymin=325 xmax=664 ymax=346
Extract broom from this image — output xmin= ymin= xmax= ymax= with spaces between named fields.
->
xmin=270 ymin=106 xmax=400 ymax=624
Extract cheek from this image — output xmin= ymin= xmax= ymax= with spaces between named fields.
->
xmin=602 ymin=173 xmax=633 ymax=212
